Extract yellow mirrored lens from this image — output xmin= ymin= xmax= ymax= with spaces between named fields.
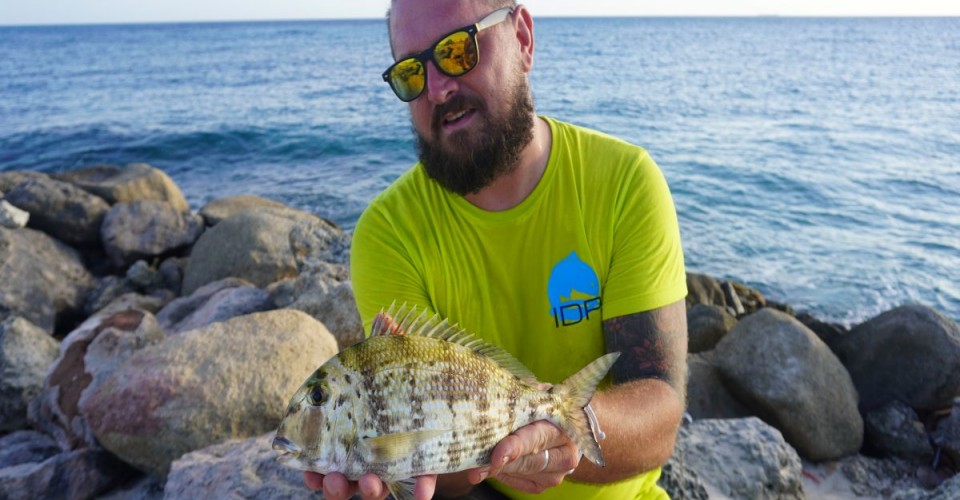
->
xmin=390 ymin=58 xmax=425 ymax=100
xmin=434 ymin=31 xmax=477 ymax=76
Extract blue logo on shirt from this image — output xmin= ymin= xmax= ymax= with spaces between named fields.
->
xmin=547 ymin=251 xmax=601 ymax=327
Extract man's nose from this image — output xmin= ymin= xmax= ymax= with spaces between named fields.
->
xmin=424 ymin=61 xmax=458 ymax=104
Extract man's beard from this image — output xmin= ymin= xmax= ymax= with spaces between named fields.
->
xmin=415 ymin=79 xmax=535 ymax=196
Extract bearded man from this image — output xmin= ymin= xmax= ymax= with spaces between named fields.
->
xmin=307 ymin=1 xmax=688 ymax=498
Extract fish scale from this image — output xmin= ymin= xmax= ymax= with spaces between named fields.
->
xmin=273 ymin=304 xmax=620 ymax=499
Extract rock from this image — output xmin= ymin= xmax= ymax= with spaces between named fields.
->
xmin=81 ymin=310 xmax=339 ymax=476
xmin=0 ymin=171 xmax=48 ymax=193
xmin=181 ymin=211 xmax=309 ymax=295
xmin=0 ymin=430 xmax=59 ymax=468
xmin=100 ymin=200 xmax=204 ymax=268
xmin=714 ymin=308 xmax=863 ymax=461
xmin=0 ymin=447 xmax=135 ymax=500
xmin=686 ymin=351 xmax=753 ymax=420
xmin=84 ymin=276 xmax=138 ymax=317
xmin=687 ymin=304 xmax=737 ymax=353
xmin=97 ymin=475 xmax=165 ymax=500
xmin=0 ymin=227 xmax=94 ymax=335
xmin=890 ymin=473 xmax=960 ymax=499
xmin=28 ymin=309 xmax=165 ymax=451
xmin=197 ymin=195 xmax=293 ymax=226
xmin=864 ymin=400 xmax=935 ymax=463
xmin=156 ymin=278 xmax=271 ymax=334
xmin=658 ymin=421 xmax=710 ymax=499
xmin=289 ymin=217 xmax=351 ymax=269
xmin=0 ymin=199 xmax=30 ymax=228
xmin=686 ymin=272 xmax=726 ymax=309
xmin=671 ymin=417 xmax=804 ymax=499
xmin=1 ymin=317 xmax=60 ymax=434
xmin=54 ymin=163 xmax=190 ymax=213
xmin=832 ymin=304 xmax=960 ymax=413
xmin=269 ymin=264 xmax=362 ymax=349
xmin=125 ymin=260 xmax=162 ymax=290
xmin=163 ymin=434 xmax=314 ymax=499
xmin=796 ymin=311 xmax=849 ymax=353
xmin=932 ymin=398 xmax=960 ymax=468
xmin=158 ymin=257 xmax=188 ymax=295
xmin=4 ymin=176 xmax=111 ymax=247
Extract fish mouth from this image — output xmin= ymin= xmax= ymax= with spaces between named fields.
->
xmin=272 ymin=435 xmax=302 ymax=458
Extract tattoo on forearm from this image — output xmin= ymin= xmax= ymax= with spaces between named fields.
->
xmin=603 ymin=303 xmax=687 ymax=398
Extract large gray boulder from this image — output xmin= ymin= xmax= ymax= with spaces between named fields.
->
xmin=28 ymin=307 xmax=166 ymax=451
xmin=100 ymin=200 xmax=204 ymax=268
xmin=0 ymin=227 xmax=94 ymax=334
xmin=182 ymin=209 xmax=346 ymax=295
xmin=156 ymin=278 xmax=271 ymax=334
xmin=686 ymin=351 xmax=752 ymax=420
xmin=197 ymin=194 xmax=293 ymax=226
xmin=4 ymin=176 xmax=110 ymax=247
xmin=164 ymin=434 xmax=314 ymax=499
xmin=832 ymin=304 xmax=960 ymax=412
xmin=80 ymin=310 xmax=339 ymax=476
xmin=270 ymin=262 xmax=363 ymax=349
xmin=0 ymin=171 xmax=48 ymax=193
xmin=0 ymin=317 xmax=60 ymax=434
xmin=54 ymin=163 xmax=190 ymax=213
xmin=670 ymin=417 xmax=804 ymax=499
xmin=714 ymin=308 xmax=863 ymax=461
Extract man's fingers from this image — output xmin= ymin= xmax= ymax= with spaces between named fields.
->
xmin=357 ymin=473 xmax=388 ymax=499
xmin=414 ymin=475 xmax=438 ymax=500
xmin=321 ymin=472 xmax=355 ymax=500
xmin=303 ymin=471 xmax=323 ymax=490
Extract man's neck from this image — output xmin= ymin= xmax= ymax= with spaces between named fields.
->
xmin=463 ymin=116 xmax=552 ymax=212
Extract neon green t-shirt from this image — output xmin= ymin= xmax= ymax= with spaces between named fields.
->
xmin=350 ymin=116 xmax=686 ymax=499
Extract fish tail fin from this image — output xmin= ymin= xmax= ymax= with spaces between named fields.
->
xmin=555 ymin=352 xmax=621 ymax=467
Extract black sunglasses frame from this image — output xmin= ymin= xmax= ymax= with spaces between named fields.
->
xmin=382 ymin=7 xmax=515 ymax=102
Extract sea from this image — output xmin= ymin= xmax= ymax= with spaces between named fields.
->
xmin=1 ymin=17 xmax=958 ymax=326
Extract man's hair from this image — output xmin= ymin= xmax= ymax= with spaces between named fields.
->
xmin=386 ymin=0 xmax=518 ymax=57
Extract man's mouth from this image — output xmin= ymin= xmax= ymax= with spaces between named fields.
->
xmin=441 ymin=108 xmax=475 ymax=130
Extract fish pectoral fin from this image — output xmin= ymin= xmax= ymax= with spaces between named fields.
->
xmin=386 ymin=479 xmax=416 ymax=500
xmin=361 ymin=429 xmax=449 ymax=462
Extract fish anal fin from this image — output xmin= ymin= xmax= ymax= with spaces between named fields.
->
xmin=386 ymin=479 xmax=416 ymax=500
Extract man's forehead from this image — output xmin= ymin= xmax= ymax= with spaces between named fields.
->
xmin=389 ymin=0 xmax=487 ymax=56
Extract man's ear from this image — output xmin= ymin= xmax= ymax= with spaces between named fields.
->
xmin=513 ymin=5 xmax=535 ymax=72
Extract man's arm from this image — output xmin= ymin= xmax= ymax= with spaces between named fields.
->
xmin=573 ymin=298 xmax=688 ymax=482
xmin=464 ymin=299 xmax=687 ymax=493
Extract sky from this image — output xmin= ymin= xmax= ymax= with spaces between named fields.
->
xmin=2 ymin=0 xmax=958 ymax=26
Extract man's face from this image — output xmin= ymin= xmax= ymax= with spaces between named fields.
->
xmin=389 ymin=0 xmax=535 ymax=195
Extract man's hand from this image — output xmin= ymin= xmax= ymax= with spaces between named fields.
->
xmin=303 ymin=471 xmax=437 ymax=500
xmin=466 ymin=420 xmax=581 ymax=494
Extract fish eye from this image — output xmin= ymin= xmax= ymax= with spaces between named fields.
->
xmin=309 ymin=386 xmax=328 ymax=406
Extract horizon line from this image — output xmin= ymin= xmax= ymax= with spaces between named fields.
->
xmin=2 ymin=13 xmax=959 ymax=28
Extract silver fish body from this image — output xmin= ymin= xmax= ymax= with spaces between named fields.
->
xmin=273 ymin=305 xmax=619 ymax=493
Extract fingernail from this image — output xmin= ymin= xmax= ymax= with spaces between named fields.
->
xmin=478 ymin=470 xmax=489 ymax=481
xmin=502 ymin=455 xmax=510 ymax=465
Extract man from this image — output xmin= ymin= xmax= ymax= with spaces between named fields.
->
xmin=306 ymin=0 xmax=688 ymax=498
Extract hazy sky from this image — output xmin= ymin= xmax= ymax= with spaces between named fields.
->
xmin=2 ymin=0 xmax=958 ymax=25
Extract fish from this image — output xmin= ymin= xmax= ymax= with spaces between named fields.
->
xmin=273 ymin=303 xmax=620 ymax=500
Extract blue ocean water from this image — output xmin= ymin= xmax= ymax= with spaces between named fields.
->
xmin=1 ymin=17 xmax=958 ymax=325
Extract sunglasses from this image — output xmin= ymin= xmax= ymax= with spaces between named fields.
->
xmin=382 ymin=7 xmax=515 ymax=102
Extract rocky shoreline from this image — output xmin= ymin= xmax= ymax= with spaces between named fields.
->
xmin=1 ymin=163 xmax=958 ymax=499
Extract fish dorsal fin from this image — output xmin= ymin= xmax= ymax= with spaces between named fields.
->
xmin=381 ymin=303 xmax=537 ymax=381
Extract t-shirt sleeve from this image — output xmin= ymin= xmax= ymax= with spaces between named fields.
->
xmin=601 ymin=150 xmax=687 ymax=320
xmin=350 ymin=203 xmax=435 ymax=333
